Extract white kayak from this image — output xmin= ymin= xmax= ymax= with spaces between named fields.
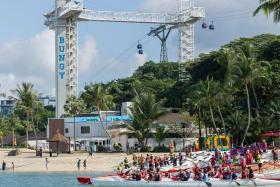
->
xmin=90 ymin=176 xmax=280 ymax=187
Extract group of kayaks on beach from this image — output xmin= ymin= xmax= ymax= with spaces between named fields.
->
xmin=77 ymin=144 xmax=280 ymax=186
xmin=115 ymin=145 xmax=279 ymax=182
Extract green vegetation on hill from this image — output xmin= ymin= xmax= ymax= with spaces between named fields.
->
xmin=80 ymin=34 xmax=280 ymax=145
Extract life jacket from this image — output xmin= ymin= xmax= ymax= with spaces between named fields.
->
xmin=154 ymin=172 xmax=161 ymax=181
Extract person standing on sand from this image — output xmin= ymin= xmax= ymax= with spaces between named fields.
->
xmin=2 ymin=161 xmax=6 ymax=171
xmin=77 ymin=159 xmax=81 ymax=171
xmin=45 ymin=158 xmax=49 ymax=170
xmin=11 ymin=162 xmax=15 ymax=172
xmin=83 ymin=159 xmax=87 ymax=171
xmin=272 ymin=147 xmax=279 ymax=169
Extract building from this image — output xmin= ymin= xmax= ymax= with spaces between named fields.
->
xmin=121 ymin=102 xmax=133 ymax=116
xmin=47 ymin=114 xmax=132 ymax=152
xmin=0 ymin=98 xmax=16 ymax=117
xmin=39 ymin=95 xmax=56 ymax=107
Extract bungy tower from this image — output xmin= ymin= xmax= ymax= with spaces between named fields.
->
xmin=44 ymin=0 xmax=205 ymax=118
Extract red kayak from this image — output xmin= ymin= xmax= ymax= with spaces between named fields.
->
xmin=77 ymin=176 xmax=92 ymax=184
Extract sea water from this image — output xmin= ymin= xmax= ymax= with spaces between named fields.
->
xmin=0 ymin=172 xmax=102 ymax=187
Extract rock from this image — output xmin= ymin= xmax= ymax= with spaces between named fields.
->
xmin=8 ymin=149 xmax=21 ymax=156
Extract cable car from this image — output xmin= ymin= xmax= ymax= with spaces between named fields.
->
xmin=138 ymin=49 xmax=143 ymax=55
xmin=137 ymin=41 xmax=142 ymax=49
xmin=209 ymin=21 xmax=215 ymax=30
xmin=202 ymin=20 xmax=207 ymax=29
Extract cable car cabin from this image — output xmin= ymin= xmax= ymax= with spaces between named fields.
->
xmin=209 ymin=22 xmax=215 ymax=30
xmin=138 ymin=49 xmax=143 ymax=54
xmin=202 ymin=22 xmax=207 ymax=29
xmin=137 ymin=43 xmax=142 ymax=49
xmin=204 ymin=135 xmax=230 ymax=151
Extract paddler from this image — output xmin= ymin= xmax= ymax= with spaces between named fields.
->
xmin=256 ymin=151 xmax=263 ymax=174
xmin=124 ymin=157 xmax=129 ymax=169
xmin=154 ymin=168 xmax=162 ymax=181
xmin=135 ymin=169 xmax=142 ymax=181
xmin=132 ymin=154 xmax=138 ymax=166
xmin=169 ymin=140 xmax=175 ymax=160
xmin=247 ymin=167 xmax=254 ymax=179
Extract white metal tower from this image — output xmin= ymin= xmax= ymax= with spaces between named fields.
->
xmin=44 ymin=0 xmax=205 ymax=118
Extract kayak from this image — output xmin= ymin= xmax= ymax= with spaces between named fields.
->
xmin=77 ymin=176 xmax=92 ymax=184
xmin=90 ymin=176 xmax=280 ymax=187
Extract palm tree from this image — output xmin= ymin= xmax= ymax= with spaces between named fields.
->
xmin=64 ymin=96 xmax=86 ymax=151
xmin=7 ymin=113 xmax=23 ymax=148
xmin=125 ymin=115 xmax=148 ymax=150
xmin=254 ymin=0 xmax=280 ymax=22
xmin=80 ymin=84 xmax=115 ymax=112
xmin=80 ymin=84 xmax=116 ymax=145
xmin=11 ymin=82 xmax=39 ymax=150
xmin=0 ymin=118 xmax=8 ymax=147
xmin=268 ymin=100 xmax=280 ymax=130
xmin=225 ymin=111 xmax=247 ymax=146
xmin=154 ymin=126 xmax=166 ymax=147
xmin=126 ymin=91 xmax=164 ymax=150
xmin=230 ymin=45 xmax=270 ymax=145
xmin=189 ymin=77 xmax=220 ymax=134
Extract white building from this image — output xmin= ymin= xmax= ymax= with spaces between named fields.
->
xmin=0 ymin=98 xmax=16 ymax=117
xmin=39 ymin=95 xmax=56 ymax=107
xmin=121 ymin=102 xmax=133 ymax=116
xmin=47 ymin=115 xmax=132 ymax=152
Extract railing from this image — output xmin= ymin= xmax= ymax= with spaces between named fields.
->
xmin=79 ymin=10 xmax=182 ymax=24
xmin=59 ymin=2 xmax=83 ymax=18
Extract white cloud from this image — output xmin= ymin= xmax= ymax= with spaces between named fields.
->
xmin=0 ymin=30 xmax=55 ymax=95
xmin=79 ymin=35 xmax=98 ymax=73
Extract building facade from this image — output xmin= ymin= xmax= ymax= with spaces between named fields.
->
xmin=0 ymin=98 xmax=16 ymax=117
xmin=39 ymin=95 xmax=56 ymax=107
xmin=47 ymin=115 xmax=132 ymax=152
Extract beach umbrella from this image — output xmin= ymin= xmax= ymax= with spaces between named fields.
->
xmin=49 ymin=130 xmax=68 ymax=156
xmin=262 ymin=131 xmax=276 ymax=137
xmin=263 ymin=131 xmax=280 ymax=147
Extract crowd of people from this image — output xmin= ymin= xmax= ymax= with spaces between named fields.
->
xmin=117 ymin=145 xmax=279 ymax=182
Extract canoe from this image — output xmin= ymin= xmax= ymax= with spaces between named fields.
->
xmin=90 ymin=176 xmax=280 ymax=187
xmin=77 ymin=176 xmax=92 ymax=184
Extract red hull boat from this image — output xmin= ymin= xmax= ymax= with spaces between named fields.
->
xmin=77 ymin=176 xmax=92 ymax=185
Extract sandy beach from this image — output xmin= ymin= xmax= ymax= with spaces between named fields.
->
xmin=0 ymin=148 xmax=132 ymax=172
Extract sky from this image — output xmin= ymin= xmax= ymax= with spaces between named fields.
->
xmin=0 ymin=0 xmax=279 ymax=97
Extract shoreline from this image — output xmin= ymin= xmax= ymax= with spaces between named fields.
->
xmin=1 ymin=149 xmax=279 ymax=174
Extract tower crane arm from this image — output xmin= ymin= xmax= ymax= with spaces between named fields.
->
xmin=79 ymin=8 xmax=205 ymax=24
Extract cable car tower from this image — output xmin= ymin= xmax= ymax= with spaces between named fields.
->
xmin=148 ymin=25 xmax=175 ymax=63
xmin=44 ymin=0 xmax=205 ymax=117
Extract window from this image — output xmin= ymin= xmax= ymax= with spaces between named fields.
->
xmin=81 ymin=126 xmax=90 ymax=134
xmin=65 ymin=128 xmax=69 ymax=134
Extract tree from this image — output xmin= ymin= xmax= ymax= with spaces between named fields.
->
xmin=154 ymin=126 xmax=166 ymax=147
xmin=80 ymin=84 xmax=115 ymax=112
xmin=225 ymin=111 xmax=247 ymax=146
xmin=268 ymin=100 xmax=280 ymax=130
xmin=127 ymin=91 xmax=164 ymax=150
xmin=64 ymin=96 xmax=86 ymax=151
xmin=0 ymin=118 xmax=8 ymax=147
xmin=189 ymin=77 xmax=221 ymax=134
xmin=6 ymin=114 xmax=23 ymax=148
xmin=11 ymin=82 xmax=40 ymax=151
xmin=254 ymin=0 xmax=280 ymax=22
xmin=230 ymin=45 xmax=270 ymax=145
